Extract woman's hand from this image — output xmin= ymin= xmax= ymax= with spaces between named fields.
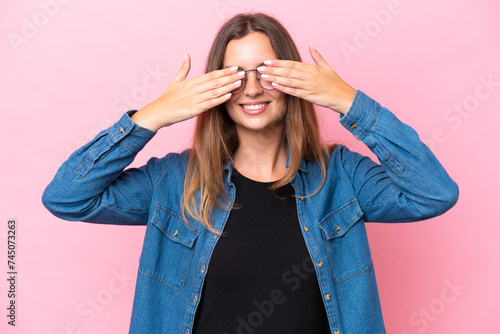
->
xmin=131 ymin=54 xmax=244 ymax=131
xmin=257 ymin=44 xmax=357 ymax=115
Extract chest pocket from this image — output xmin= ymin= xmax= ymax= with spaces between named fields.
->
xmin=139 ymin=205 xmax=199 ymax=290
xmin=318 ymin=199 xmax=372 ymax=283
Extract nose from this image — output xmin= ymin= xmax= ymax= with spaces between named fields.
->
xmin=243 ymin=70 xmax=263 ymax=96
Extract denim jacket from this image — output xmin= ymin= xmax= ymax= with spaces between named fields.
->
xmin=42 ymin=90 xmax=459 ymax=334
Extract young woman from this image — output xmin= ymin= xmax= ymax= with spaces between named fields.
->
xmin=43 ymin=12 xmax=459 ymax=334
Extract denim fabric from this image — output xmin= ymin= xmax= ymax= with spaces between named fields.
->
xmin=43 ymin=90 xmax=459 ymax=334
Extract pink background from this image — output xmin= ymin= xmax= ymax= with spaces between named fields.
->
xmin=2 ymin=0 xmax=499 ymax=333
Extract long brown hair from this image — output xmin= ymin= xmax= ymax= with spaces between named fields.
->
xmin=182 ymin=13 xmax=329 ymax=233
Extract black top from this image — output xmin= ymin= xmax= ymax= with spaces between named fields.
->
xmin=193 ymin=170 xmax=328 ymax=333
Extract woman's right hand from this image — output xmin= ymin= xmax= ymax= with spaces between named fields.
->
xmin=131 ymin=53 xmax=244 ymax=131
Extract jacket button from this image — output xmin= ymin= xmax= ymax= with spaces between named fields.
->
xmin=325 ymin=294 xmax=331 ymax=301
xmin=317 ymin=262 xmax=323 ymax=268
xmin=334 ymin=330 xmax=340 ymax=334
xmin=303 ymin=226 xmax=309 ymax=232
xmin=351 ymin=122 xmax=358 ymax=129
xmin=119 ymin=126 xmax=125 ymax=133
xmin=299 ymin=196 xmax=304 ymax=201
xmin=201 ymin=266 xmax=206 ymax=273
xmin=335 ymin=224 xmax=341 ymax=232
xmin=185 ymin=330 xmax=189 ymax=334
xmin=193 ymin=295 xmax=198 ymax=303
xmin=173 ymin=229 xmax=179 ymax=237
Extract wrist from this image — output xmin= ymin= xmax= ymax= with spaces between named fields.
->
xmin=331 ymin=86 xmax=357 ymax=115
xmin=131 ymin=103 xmax=166 ymax=131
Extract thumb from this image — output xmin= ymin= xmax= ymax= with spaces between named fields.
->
xmin=172 ymin=53 xmax=191 ymax=82
xmin=309 ymin=43 xmax=329 ymax=68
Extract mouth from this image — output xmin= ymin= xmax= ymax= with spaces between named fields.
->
xmin=239 ymin=102 xmax=270 ymax=115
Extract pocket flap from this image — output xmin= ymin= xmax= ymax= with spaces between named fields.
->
xmin=319 ymin=200 xmax=363 ymax=239
xmin=152 ymin=206 xmax=199 ymax=248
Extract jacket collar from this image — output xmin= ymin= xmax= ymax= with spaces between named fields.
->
xmin=222 ymin=146 xmax=307 ymax=184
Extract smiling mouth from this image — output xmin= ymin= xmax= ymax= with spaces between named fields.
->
xmin=240 ymin=102 xmax=270 ymax=111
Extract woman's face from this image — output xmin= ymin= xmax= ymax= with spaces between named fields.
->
xmin=223 ymin=32 xmax=287 ymax=140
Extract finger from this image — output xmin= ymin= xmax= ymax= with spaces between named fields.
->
xmin=260 ymin=73 xmax=308 ymax=90
xmin=262 ymin=59 xmax=305 ymax=71
xmin=270 ymin=82 xmax=306 ymax=99
xmin=207 ymin=70 xmax=245 ymax=89
xmin=308 ymin=43 xmax=330 ymax=68
xmin=258 ymin=65 xmax=309 ymax=82
xmin=197 ymin=66 xmax=240 ymax=85
xmin=258 ymin=60 xmax=315 ymax=82
xmin=172 ymin=53 xmax=191 ymax=82
xmin=193 ymin=70 xmax=244 ymax=99
xmin=199 ymin=91 xmax=233 ymax=111
xmin=198 ymin=79 xmax=242 ymax=101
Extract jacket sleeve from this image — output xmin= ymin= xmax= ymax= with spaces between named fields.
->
xmin=42 ymin=111 xmax=162 ymax=225
xmin=338 ymin=90 xmax=459 ymax=223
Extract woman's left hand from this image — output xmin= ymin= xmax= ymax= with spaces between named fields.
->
xmin=258 ymin=44 xmax=357 ymax=115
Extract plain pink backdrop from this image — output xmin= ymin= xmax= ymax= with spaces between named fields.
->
xmin=1 ymin=0 xmax=499 ymax=333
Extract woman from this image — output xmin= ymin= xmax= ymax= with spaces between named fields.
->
xmin=43 ymin=12 xmax=459 ymax=334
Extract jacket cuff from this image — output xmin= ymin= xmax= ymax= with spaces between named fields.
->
xmin=339 ymin=90 xmax=380 ymax=141
xmin=106 ymin=110 xmax=156 ymax=153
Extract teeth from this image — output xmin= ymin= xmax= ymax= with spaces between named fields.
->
xmin=242 ymin=103 xmax=268 ymax=110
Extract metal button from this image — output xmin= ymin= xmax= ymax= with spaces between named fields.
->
xmin=185 ymin=330 xmax=189 ymax=334
xmin=351 ymin=122 xmax=358 ymax=129
xmin=325 ymin=294 xmax=331 ymax=300
xmin=173 ymin=229 xmax=179 ymax=237
xmin=193 ymin=295 xmax=198 ymax=303
xmin=303 ymin=226 xmax=309 ymax=232
xmin=299 ymin=196 xmax=304 ymax=201
xmin=317 ymin=262 xmax=323 ymax=268
xmin=119 ymin=126 xmax=125 ymax=133
xmin=335 ymin=224 xmax=341 ymax=232
xmin=201 ymin=266 xmax=206 ymax=273
xmin=334 ymin=330 xmax=340 ymax=334
xmin=213 ymin=233 xmax=218 ymax=238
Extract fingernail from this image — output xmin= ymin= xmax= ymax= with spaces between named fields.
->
xmin=237 ymin=71 xmax=245 ymax=77
xmin=234 ymin=80 xmax=242 ymax=87
xmin=272 ymin=82 xmax=280 ymax=88
xmin=310 ymin=43 xmax=316 ymax=51
xmin=261 ymin=74 xmax=269 ymax=79
xmin=224 ymin=93 xmax=232 ymax=98
xmin=264 ymin=60 xmax=272 ymax=65
xmin=184 ymin=53 xmax=189 ymax=60
xmin=230 ymin=66 xmax=238 ymax=72
xmin=257 ymin=66 xmax=266 ymax=72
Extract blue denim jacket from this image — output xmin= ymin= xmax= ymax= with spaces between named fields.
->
xmin=42 ymin=90 xmax=459 ymax=334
